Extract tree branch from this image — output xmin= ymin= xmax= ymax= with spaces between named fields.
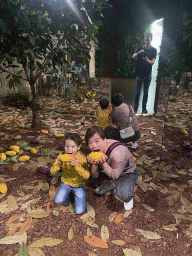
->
xmin=0 ymin=66 xmax=28 ymax=81
xmin=34 ymin=36 xmax=66 ymax=81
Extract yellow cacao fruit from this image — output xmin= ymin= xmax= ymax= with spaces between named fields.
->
xmin=10 ymin=145 xmax=20 ymax=153
xmin=41 ymin=129 xmax=48 ymax=134
xmin=19 ymin=155 xmax=30 ymax=162
xmin=0 ymin=180 xmax=7 ymax=194
xmin=88 ymin=152 xmax=106 ymax=161
xmin=5 ymin=151 xmax=16 ymax=156
xmin=0 ymin=153 xmax=6 ymax=161
xmin=30 ymin=148 xmax=37 ymax=154
xmin=55 ymin=134 xmax=64 ymax=138
xmin=179 ymin=128 xmax=188 ymax=135
xmin=60 ymin=154 xmax=75 ymax=162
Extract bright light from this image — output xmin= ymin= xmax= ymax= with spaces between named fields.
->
xmin=66 ymin=0 xmax=84 ymax=23
xmin=151 ymin=18 xmax=164 ymax=51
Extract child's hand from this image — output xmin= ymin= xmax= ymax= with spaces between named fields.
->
xmin=57 ymin=154 xmax=62 ymax=165
xmin=70 ymin=156 xmax=78 ymax=166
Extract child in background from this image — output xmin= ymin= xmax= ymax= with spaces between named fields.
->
xmin=96 ymin=97 xmax=112 ymax=130
xmin=50 ymin=133 xmax=90 ymax=214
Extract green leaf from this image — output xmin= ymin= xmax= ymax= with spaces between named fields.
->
xmin=28 ymin=94 xmax=33 ymax=102
xmin=18 ymin=242 xmax=28 ymax=256
xmin=93 ymin=24 xmax=99 ymax=30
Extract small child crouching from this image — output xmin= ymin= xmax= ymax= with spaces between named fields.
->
xmin=50 ymin=133 xmax=90 ymax=214
xmin=96 ymin=97 xmax=112 ymax=130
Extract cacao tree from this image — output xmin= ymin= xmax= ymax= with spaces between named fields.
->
xmin=0 ymin=0 xmax=107 ymax=129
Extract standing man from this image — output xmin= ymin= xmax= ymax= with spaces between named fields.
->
xmin=133 ymin=33 xmax=157 ymax=113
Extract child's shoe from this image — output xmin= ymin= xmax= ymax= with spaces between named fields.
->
xmin=124 ymin=198 xmax=133 ymax=211
xmin=131 ymin=142 xmax=138 ymax=149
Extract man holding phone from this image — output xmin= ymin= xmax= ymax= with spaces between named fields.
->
xmin=132 ymin=33 xmax=157 ymax=113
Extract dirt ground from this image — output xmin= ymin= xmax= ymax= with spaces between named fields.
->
xmin=0 ymin=79 xmax=191 ymax=256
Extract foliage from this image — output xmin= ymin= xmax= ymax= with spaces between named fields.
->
xmin=114 ymin=27 xmax=144 ymax=78
xmin=0 ymin=0 xmax=107 ymax=128
xmin=158 ymin=13 xmax=192 ymax=78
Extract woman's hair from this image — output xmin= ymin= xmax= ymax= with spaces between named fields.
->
xmin=64 ymin=133 xmax=82 ymax=146
xmin=85 ymin=126 xmax=106 ymax=145
xmin=99 ymin=97 xmax=109 ymax=109
xmin=111 ymin=93 xmax=124 ymax=106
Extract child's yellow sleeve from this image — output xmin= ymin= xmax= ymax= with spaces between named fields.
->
xmin=50 ymin=159 xmax=61 ymax=174
xmin=74 ymin=153 xmax=90 ymax=180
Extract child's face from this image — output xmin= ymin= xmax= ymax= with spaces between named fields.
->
xmin=64 ymin=139 xmax=80 ymax=155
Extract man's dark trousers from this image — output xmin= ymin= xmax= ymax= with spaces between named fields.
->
xmin=134 ymin=74 xmax=151 ymax=111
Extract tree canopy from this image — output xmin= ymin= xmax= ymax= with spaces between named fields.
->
xmin=0 ymin=0 xmax=107 ymax=129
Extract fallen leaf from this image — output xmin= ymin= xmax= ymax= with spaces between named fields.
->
xmin=87 ymin=228 xmax=93 ymax=236
xmin=49 ymin=185 xmax=56 ymax=199
xmin=46 ymin=201 xmax=55 ymax=214
xmin=86 ymin=222 xmax=99 ymax=228
xmin=109 ymin=212 xmax=117 ymax=222
xmin=136 ymin=229 xmax=161 ymax=239
xmin=7 ymin=195 xmax=17 ymax=209
xmin=151 ymin=131 xmax=156 ymax=135
xmin=68 ymin=225 xmax=74 ymax=240
xmin=84 ymin=235 xmax=109 ymax=248
xmin=28 ymin=247 xmax=45 ymax=256
xmin=101 ymin=225 xmax=109 ymax=242
xmin=13 ymin=163 xmax=21 ymax=172
xmin=111 ymin=240 xmax=126 ymax=245
xmin=142 ymin=204 xmax=155 ymax=212
xmin=17 ymin=242 xmax=28 ymax=256
xmin=51 ymin=176 xmax=59 ymax=185
xmin=29 ymin=237 xmax=63 ymax=248
xmin=28 ymin=209 xmax=49 ymax=219
xmin=114 ymin=213 xmax=124 ymax=224
xmin=124 ymin=210 xmax=132 ymax=218
xmin=38 ymin=182 xmax=49 ymax=191
xmin=123 ymin=248 xmax=142 ymax=256
xmin=7 ymin=214 xmax=26 ymax=224
xmin=0 ymin=232 xmax=27 ymax=245
xmin=87 ymin=205 xmax=96 ymax=219
xmin=180 ymin=196 xmax=192 ymax=214
xmin=134 ymin=193 xmax=140 ymax=202
xmin=18 ymin=217 xmax=32 ymax=235
xmin=162 ymin=165 xmax=173 ymax=172
xmin=163 ymin=224 xmax=178 ymax=231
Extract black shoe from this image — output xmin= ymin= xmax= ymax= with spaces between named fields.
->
xmin=142 ymin=109 xmax=147 ymax=114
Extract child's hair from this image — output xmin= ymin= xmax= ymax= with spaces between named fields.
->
xmin=64 ymin=133 xmax=82 ymax=146
xmin=111 ymin=93 xmax=124 ymax=107
xmin=85 ymin=126 xmax=106 ymax=145
xmin=99 ymin=97 xmax=109 ymax=109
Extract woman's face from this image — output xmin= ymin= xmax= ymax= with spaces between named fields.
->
xmin=88 ymin=133 xmax=108 ymax=153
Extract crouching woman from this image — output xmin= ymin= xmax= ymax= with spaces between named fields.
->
xmin=85 ymin=126 xmax=139 ymax=211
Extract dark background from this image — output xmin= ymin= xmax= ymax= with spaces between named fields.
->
xmin=98 ymin=0 xmax=192 ymax=77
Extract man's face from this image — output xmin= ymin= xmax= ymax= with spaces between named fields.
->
xmin=145 ymin=37 xmax=152 ymax=45
xmin=88 ymin=133 xmax=107 ymax=153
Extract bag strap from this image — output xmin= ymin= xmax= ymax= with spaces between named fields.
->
xmin=105 ymin=142 xmax=124 ymax=157
xmin=105 ymin=142 xmax=129 ymax=169
xmin=128 ymin=105 xmax=133 ymax=122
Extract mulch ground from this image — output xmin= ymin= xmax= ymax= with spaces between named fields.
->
xmin=0 ymin=80 xmax=191 ymax=256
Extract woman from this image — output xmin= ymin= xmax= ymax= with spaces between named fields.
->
xmin=85 ymin=126 xmax=139 ymax=211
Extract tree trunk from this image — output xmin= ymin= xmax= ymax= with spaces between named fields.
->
xmin=30 ymin=82 xmax=41 ymax=130
xmin=0 ymin=97 xmax=2 ymax=109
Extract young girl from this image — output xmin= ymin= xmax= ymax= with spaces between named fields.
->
xmin=96 ymin=97 xmax=112 ymax=130
xmin=50 ymin=133 xmax=90 ymax=214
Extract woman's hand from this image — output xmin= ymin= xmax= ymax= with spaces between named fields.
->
xmin=87 ymin=155 xmax=99 ymax=165
xmin=70 ymin=156 xmax=78 ymax=166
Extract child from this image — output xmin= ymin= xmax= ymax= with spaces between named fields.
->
xmin=50 ymin=133 xmax=90 ymax=214
xmin=96 ymin=97 xmax=112 ymax=130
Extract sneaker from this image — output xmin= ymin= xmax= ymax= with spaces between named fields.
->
xmin=142 ymin=109 xmax=147 ymax=114
xmin=95 ymin=182 xmax=116 ymax=194
xmin=124 ymin=198 xmax=133 ymax=211
xmin=131 ymin=142 xmax=138 ymax=149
